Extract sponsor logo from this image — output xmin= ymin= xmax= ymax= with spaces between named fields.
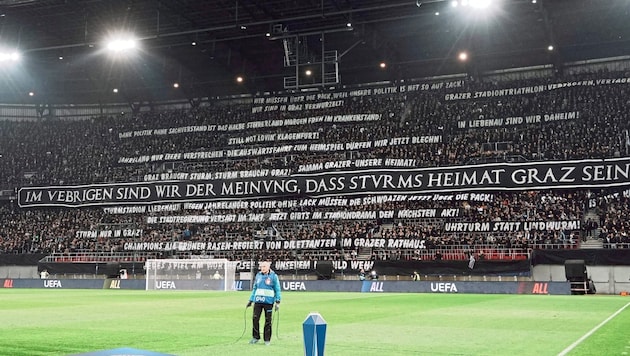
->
xmin=3 ymin=279 xmax=13 ymax=288
xmin=110 ymin=280 xmax=121 ymax=289
xmin=44 ymin=280 xmax=63 ymax=288
xmin=155 ymin=281 xmax=176 ymax=289
xmin=531 ymin=282 xmax=549 ymax=294
xmin=430 ymin=282 xmax=458 ymax=293
xmin=369 ymin=282 xmax=384 ymax=292
xmin=232 ymin=281 xmax=244 ymax=291
xmin=282 ymin=281 xmax=306 ymax=291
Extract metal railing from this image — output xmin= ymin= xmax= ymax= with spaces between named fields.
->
xmin=603 ymin=242 xmax=630 ymax=249
xmin=40 ymin=252 xmax=156 ymax=263
xmin=37 ymin=241 xmax=583 ymax=264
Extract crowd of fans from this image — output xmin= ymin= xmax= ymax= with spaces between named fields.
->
xmin=1 ymin=67 xmax=630 ymax=262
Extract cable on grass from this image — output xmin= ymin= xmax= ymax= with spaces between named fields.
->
xmin=231 ymin=305 xmax=249 ymax=344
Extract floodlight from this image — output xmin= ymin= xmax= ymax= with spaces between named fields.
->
xmin=451 ymin=0 xmax=493 ymax=9
xmin=28 ymin=92 xmax=34 ymax=96
xmin=458 ymin=52 xmax=468 ymax=61
xmin=305 ymin=69 xmax=312 ymax=76
xmin=236 ymin=76 xmax=244 ymax=83
xmin=469 ymin=0 xmax=491 ymax=8
xmin=113 ymin=88 xmax=118 ymax=93
xmin=173 ymin=83 xmax=179 ymax=88
xmin=379 ymin=62 xmax=387 ymax=69
xmin=103 ymin=32 xmax=139 ymax=56
xmin=0 ymin=51 xmax=20 ymax=62
xmin=547 ymin=45 xmax=554 ymax=51
xmin=106 ymin=38 xmax=137 ymax=52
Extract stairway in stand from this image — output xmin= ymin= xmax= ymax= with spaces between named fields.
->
xmin=355 ymin=223 xmax=393 ymax=260
xmin=580 ymin=209 xmax=603 ymax=249
xmin=580 ymin=238 xmax=604 ymax=249
xmin=356 ymin=247 xmax=373 ymax=260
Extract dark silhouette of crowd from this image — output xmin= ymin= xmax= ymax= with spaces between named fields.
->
xmin=2 ymin=67 xmax=630 ymax=260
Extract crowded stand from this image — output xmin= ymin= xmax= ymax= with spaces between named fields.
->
xmin=2 ymin=68 xmax=630 ymax=269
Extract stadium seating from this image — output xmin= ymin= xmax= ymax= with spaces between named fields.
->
xmin=2 ymin=69 xmax=630 ymax=261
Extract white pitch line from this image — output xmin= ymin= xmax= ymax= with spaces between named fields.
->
xmin=557 ymin=301 xmax=630 ymax=356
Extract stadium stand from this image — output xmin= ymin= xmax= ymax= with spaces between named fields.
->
xmin=2 ymin=68 xmax=630 ymax=272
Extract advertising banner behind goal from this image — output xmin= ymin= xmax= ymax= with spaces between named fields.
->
xmin=144 ymin=259 xmax=238 ymax=291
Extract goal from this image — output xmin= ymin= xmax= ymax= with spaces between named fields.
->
xmin=145 ymin=258 xmax=239 ymax=291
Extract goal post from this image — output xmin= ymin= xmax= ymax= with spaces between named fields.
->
xmin=145 ymin=258 xmax=239 ymax=291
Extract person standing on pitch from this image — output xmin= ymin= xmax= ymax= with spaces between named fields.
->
xmin=247 ymin=261 xmax=281 ymax=346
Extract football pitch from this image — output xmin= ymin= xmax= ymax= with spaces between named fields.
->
xmin=1 ymin=289 xmax=629 ymax=356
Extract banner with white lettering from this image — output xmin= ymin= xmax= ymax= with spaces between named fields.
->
xmin=145 ymin=208 xmax=460 ymax=223
xmin=75 ymin=229 xmax=143 ymax=238
xmin=118 ymin=136 xmax=441 ymax=165
xmin=19 ymin=157 xmax=630 ymax=207
xmin=102 ymin=195 xmax=492 ymax=214
xmin=141 ymin=157 xmax=441 ymax=181
xmin=251 ymin=80 xmax=464 ymax=112
xmin=444 ymin=77 xmax=630 ymax=101
xmin=443 ymin=220 xmax=581 ymax=232
xmin=457 ymin=112 xmax=579 ymax=129
xmin=123 ymin=239 xmax=338 ymax=252
xmin=118 ymin=114 xmax=381 ymax=140
xmin=121 ymin=238 xmax=425 ymax=252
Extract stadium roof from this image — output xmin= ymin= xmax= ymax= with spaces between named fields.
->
xmin=0 ymin=0 xmax=628 ymax=104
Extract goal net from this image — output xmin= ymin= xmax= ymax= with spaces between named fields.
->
xmin=145 ymin=258 xmax=239 ymax=291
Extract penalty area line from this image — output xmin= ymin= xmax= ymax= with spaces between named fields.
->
xmin=557 ymin=301 xmax=630 ymax=356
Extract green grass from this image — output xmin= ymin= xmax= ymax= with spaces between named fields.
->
xmin=0 ymin=289 xmax=628 ymax=356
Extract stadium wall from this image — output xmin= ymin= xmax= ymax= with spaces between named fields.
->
xmin=32 ymin=259 xmax=532 ymax=277
xmin=2 ymin=250 xmax=630 ymax=294
xmin=531 ymin=249 xmax=630 ymax=294
xmin=532 ymin=265 xmax=630 ymax=295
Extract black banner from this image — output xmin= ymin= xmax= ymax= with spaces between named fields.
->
xmin=373 ymin=260 xmax=532 ymax=276
xmin=0 ymin=253 xmax=47 ymax=266
xmin=18 ymin=157 xmax=630 ymax=207
xmin=531 ymin=249 xmax=630 ymax=266
xmin=34 ymin=259 xmax=529 ymax=276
